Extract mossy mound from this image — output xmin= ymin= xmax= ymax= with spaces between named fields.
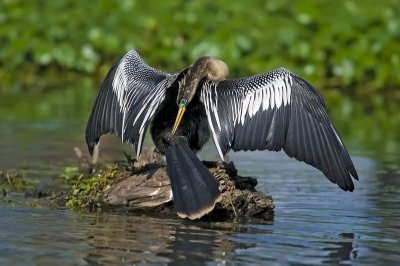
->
xmin=0 ymin=170 xmax=37 ymax=195
xmin=56 ymin=148 xmax=274 ymax=220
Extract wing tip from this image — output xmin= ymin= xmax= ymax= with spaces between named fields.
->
xmin=85 ymin=134 xmax=98 ymax=157
xmin=87 ymin=142 xmax=95 ymax=157
xmin=351 ymin=169 xmax=359 ymax=181
xmin=337 ymin=172 xmax=358 ymax=192
xmin=342 ymin=184 xmax=354 ymax=192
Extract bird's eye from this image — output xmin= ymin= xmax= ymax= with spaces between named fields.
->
xmin=180 ymin=98 xmax=188 ymax=107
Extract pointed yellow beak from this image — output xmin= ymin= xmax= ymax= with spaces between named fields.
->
xmin=172 ymin=106 xmax=186 ymax=134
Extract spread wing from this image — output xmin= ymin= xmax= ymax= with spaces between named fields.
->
xmin=85 ymin=50 xmax=180 ymax=157
xmin=200 ymin=68 xmax=358 ymax=191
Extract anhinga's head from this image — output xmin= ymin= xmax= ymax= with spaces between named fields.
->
xmin=172 ymin=56 xmax=229 ymax=134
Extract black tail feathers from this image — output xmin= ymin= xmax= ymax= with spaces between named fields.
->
xmin=164 ymin=136 xmax=221 ymax=219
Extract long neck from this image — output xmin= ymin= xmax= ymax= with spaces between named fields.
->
xmin=178 ymin=56 xmax=229 ymax=104
xmin=183 ymin=57 xmax=210 ymax=92
xmin=187 ymin=56 xmax=229 ymax=85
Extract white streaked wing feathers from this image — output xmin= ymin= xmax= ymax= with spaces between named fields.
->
xmin=201 ymin=68 xmax=294 ymax=157
xmin=85 ymin=49 xmax=177 ymax=157
xmin=200 ymin=67 xmax=358 ymax=191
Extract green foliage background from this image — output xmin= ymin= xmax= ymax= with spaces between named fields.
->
xmin=0 ymin=0 xmax=399 ymax=156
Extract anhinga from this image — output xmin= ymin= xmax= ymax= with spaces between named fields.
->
xmin=86 ymin=50 xmax=358 ymax=219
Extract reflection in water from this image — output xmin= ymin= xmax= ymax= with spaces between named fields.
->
xmin=72 ymin=215 xmax=256 ymax=265
xmin=361 ymin=163 xmax=400 ymax=264
xmin=81 ymin=215 xmax=177 ymax=264
xmin=0 ymin=202 xmax=363 ymax=265
xmin=44 ymin=213 xmax=243 ymax=265
xmin=323 ymin=233 xmax=356 ymax=263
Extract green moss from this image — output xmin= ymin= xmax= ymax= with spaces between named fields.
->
xmin=61 ymin=164 xmax=130 ymax=210
xmin=0 ymin=171 xmax=37 ymax=194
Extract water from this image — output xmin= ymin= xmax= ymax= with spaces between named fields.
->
xmin=1 ymin=90 xmax=400 ymax=265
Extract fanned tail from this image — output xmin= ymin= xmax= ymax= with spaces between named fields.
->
xmin=164 ymin=136 xmax=221 ymax=219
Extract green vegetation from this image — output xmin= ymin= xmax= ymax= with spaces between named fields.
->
xmin=1 ymin=1 xmax=399 ymax=103
xmin=0 ymin=164 xmax=128 ymax=210
xmin=0 ymin=170 xmax=37 ymax=193
xmin=58 ymin=164 xmax=129 ymax=210
xmin=0 ymin=170 xmax=42 ymax=208
xmin=0 ymin=1 xmax=399 ymax=156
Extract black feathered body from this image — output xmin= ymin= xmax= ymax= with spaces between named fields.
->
xmin=150 ymin=80 xmax=210 ymax=154
xmin=149 ymin=78 xmax=219 ymax=219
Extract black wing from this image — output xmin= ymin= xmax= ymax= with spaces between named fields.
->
xmin=85 ymin=50 xmax=180 ymax=157
xmin=200 ymin=68 xmax=358 ymax=191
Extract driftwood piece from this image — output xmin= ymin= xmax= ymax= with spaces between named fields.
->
xmin=101 ymin=148 xmax=274 ymax=220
